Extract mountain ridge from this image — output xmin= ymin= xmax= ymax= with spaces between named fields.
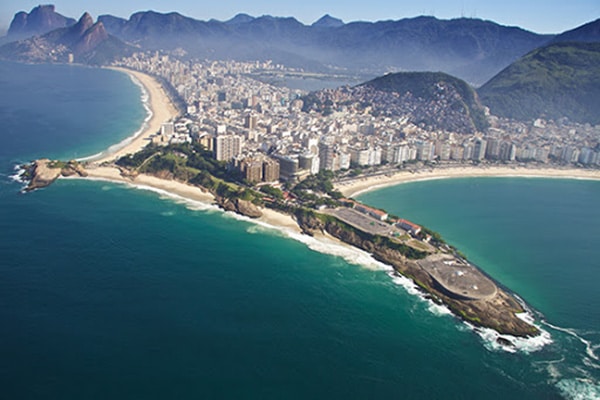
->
xmin=478 ymin=41 xmax=600 ymax=125
xmin=2 ymin=6 xmax=600 ymax=87
xmin=0 ymin=12 xmax=132 ymax=65
xmin=7 ymin=5 xmax=76 ymax=39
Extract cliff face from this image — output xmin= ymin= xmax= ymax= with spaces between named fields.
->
xmin=8 ymin=5 xmax=76 ymax=39
xmin=24 ymin=160 xmax=88 ymax=191
xmin=0 ymin=12 xmax=129 ymax=65
xmin=296 ymin=211 xmax=538 ymax=338
xmin=216 ymin=197 xmax=263 ymax=218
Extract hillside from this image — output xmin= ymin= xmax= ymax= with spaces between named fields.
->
xmin=94 ymin=11 xmax=551 ymax=84
xmin=303 ymin=72 xmax=488 ymax=133
xmin=7 ymin=5 xmax=75 ymax=40
xmin=551 ymin=18 xmax=600 ymax=44
xmin=478 ymin=42 xmax=600 ymax=124
xmin=0 ymin=13 xmax=133 ymax=65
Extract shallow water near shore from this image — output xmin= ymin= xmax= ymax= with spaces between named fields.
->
xmin=1 ymin=61 xmax=599 ymax=399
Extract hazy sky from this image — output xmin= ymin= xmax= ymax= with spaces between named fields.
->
xmin=1 ymin=0 xmax=598 ymax=34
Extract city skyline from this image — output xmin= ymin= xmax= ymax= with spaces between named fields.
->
xmin=1 ymin=0 xmax=599 ymax=35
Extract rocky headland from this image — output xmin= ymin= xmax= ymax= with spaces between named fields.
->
xmin=23 ymin=159 xmax=87 ymax=191
xmin=295 ymin=210 xmax=539 ymax=338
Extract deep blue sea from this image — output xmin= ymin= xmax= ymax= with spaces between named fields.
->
xmin=0 ymin=61 xmax=598 ymax=399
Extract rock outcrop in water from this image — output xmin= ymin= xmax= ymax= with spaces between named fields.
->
xmin=295 ymin=210 xmax=539 ymax=337
xmin=216 ymin=196 xmax=263 ymax=218
xmin=24 ymin=159 xmax=87 ymax=191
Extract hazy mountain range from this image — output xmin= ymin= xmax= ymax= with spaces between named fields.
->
xmin=0 ymin=5 xmax=563 ymax=84
xmin=1 ymin=5 xmax=599 ymax=124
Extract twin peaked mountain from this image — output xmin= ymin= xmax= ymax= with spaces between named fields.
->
xmin=1 ymin=5 xmax=599 ymax=124
xmin=0 ymin=5 xmax=558 ymax=84
xmin=1 ymin=10 xmax=128 ymax=64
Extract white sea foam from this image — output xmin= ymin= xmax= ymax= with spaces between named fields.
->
xmin=76 ymin=176 xmax=551 ymax=354
xmin=9 ymin=164 xmax=26 ymax=183
xmin=542 ymin=321 xmax=599 ymax=363
xmin=472 ymin=322 xmax=553 ymax=354
xmin=198 ymin=203 xmax=552 ymax=354
xmin=77 ymin=73 xmax=153 ymax=162
xmin=557 ymin=378 xmax=600 ymax=400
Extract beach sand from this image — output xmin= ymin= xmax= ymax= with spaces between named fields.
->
xmin=86 ymin=67 xmax=178 ymax=164
xmin=83 ymin=165 xmax=303 ymax=233
xmin=337 ymin=166 xmax=600 ymax=198
xmin=78 ymin=67 xmax=599 ymax=239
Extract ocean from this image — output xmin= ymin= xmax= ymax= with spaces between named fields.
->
xmin=0 ymin=61 xmax=598 ymax=399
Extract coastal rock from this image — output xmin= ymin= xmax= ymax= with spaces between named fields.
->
xmin=296 ymin=209 xmax=539 ymax=337
xmin=60 ymin=160 xmax=88 ymax=177
xmin=25 ymin=159 xmax=62 ymax=191
xmin=216 ymin=197 xmax=263 ymax=218
xmin=24 ymin=159 xmax=88 ymax=191
xmin=235 ymin=199 xmax=263 ymax=218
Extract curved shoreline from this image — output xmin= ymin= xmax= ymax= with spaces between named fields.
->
xmin=336 ymin=166 xmax=600 ymax=198
xmin=48 ymin=66 xmax=600 ymax=350
xmin=79 ymin=67 xmax=178 ymax=164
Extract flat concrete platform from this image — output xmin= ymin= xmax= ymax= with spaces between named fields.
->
xmin=323 ymin=207 xmax=405 ymax=237
xmin=418 ymin=254 xmax=497 ymax=300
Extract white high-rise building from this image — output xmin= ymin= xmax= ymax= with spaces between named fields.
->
xmin=214 ymin=134 xmax=244 ymax=161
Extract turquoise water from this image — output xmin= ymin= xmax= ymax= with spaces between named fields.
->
xmin=0 ymin=61 xmax=598 ymax=399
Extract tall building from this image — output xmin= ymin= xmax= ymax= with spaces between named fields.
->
xmin=416 ymin=141 xmax=434 ymax=161
xmin=214 ymin=134 xmax=244 ymax=161
xmin=318 ymin=140 xmax=336 ymax=171
xmin=299 ymin=152 xmax=320 ymax=175
xmin=273 ymin=155 xmax=299 ymax=180
xmin=499 ymin=142 xmax=516 ymax=161
xmin=240 ymin=159 xmax=263 ymax=183
xmin=262 ymin=158 xmax=280 ymax=182
xmin=472 ymin=139 xmax=487 ymax=161
xmin=161 ymin=122 xmax=174 ymax=137
xmin=244 ymin=113 xmax=257 ymax=130
xmin=485 ymin=138 xmax=500 ymax=160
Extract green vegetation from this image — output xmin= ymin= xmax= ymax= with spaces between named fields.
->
xmin=478 ymin=42 xmax=600 ymax=124
xmin=259 ymin=185 xmax=284 ymax=200
xmin=292 ymin=170 xmax=343 ymax=199
xmin=459 ymin=310 xmax=482 ymax=324
xmin=299 ymin=208 xmax=427 ymax=260
xmin=48 ymin=160 xmax=68 ymax=169
xmin=418 ymin=226 xmax=445 ymax=246
xmin=116 ymin=142 xmax=261 ymax=204
xmin=365 ymin=72 xmax=489 ymax=132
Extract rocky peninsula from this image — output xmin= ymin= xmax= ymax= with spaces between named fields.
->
xmin=22 ymin=159 xmax=87 ymax=191
xmin=294 ymin=210 xmax=537 ymax=337
xmin=24 ymin=155 xmax=540 ymax=340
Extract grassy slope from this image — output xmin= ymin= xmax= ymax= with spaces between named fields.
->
xmin=478 ymin=42 xmax=600 ymax=124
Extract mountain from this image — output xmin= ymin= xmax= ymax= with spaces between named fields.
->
xmin=303 ymin=72 xmax=488 ymax=133
xmin=7 ymin=5 xmax=75 ymax=39
xmin=92 ymin=11 xmax=552 ymax=84
xmin=551 ymin=18 xmax=600 ymax=43
xmin=0 ymin=13 xmax=133 ymax=65
xmin=478 ymin=42 xmax=600 ymax=124
xmin=225 ymin=13 xmax=256 ymax=25
xmin=311 ymin=14 xmax=344 ymax=28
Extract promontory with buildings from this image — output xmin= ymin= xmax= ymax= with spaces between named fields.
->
xmin=24 ymin=50 xmax=600 ymax=340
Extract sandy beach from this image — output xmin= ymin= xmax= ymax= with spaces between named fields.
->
xmin=75 ymin=67 xmax=600 ymax=240
xmin=85 ymin=67 xmax=178 ymax=164
xmin=83 ymin=165 xmax=303 ymax=234
xmin=336 ymin=166 xmax=600 ymax=198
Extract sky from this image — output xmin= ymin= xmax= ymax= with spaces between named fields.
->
xmin=1 ymin=0 xmax=599 ymax=35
